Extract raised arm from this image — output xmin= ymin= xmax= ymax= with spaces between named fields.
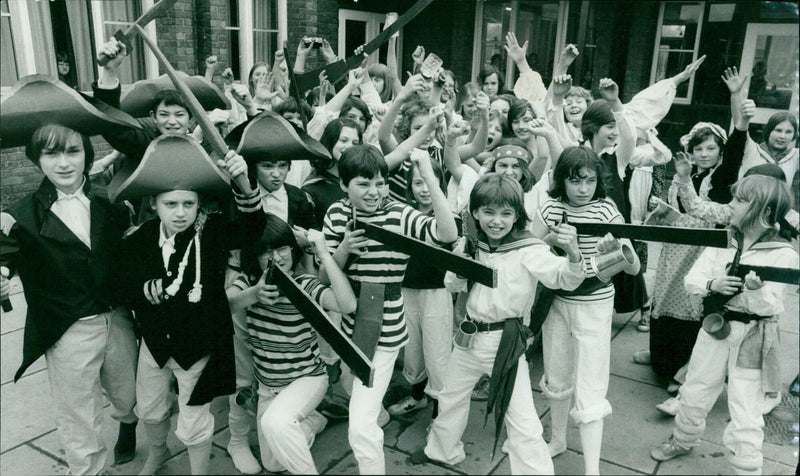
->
xmin=410 ymin=149 xmax=458 ymax=243
xmin=325 ymin=67 xmax=366 ymax=114
xmin=456 ymin=91 xmax=490 ymax=161
xmin=529 ymin=118 xmax=564 ymax=173
xmin=721 ymin=67 xmax=750 ymax=131
xmin=443 ymin=120 xmax=470 ymax=182
xmin=294 ymin=37 xmax=315 ymax=74
xmin=598 ymin=78 xmax=634 ymax=165
xmin=307 ymin=229 xmax=357 ymax=314
xmin=384 ymin=106 xmax=444 ymax=170
xmin=378 ymin=73 xmax=426 ymax=154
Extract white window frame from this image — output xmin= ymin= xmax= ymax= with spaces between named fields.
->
xmin=227 ymin=0 xmax=287 ymax=81
xmin=649 ymin=1 xmax=705 ymax=105
xmin=4 ymin=0 xmax=36 ymax=79
xmin=471 ymin=0 xmax=568 ymax=88
xmin=90 ymin=0 xmax=159 ymax=82
xmin=338 ymin=9 xmax=404 ymax=71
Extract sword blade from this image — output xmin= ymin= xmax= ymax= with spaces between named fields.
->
xmin=572 ymin=223 xmax=730 ymax=248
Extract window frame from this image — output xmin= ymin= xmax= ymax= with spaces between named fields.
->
xmin=471 ymin=0 xmax=568 ymax=89
xmin=337 ymin=8 xmax=404 ymax=71
xmin=649 ymin=1 xmax=705 ymax=105
xmin=226 ymin=0 xmax=287 ymax=82
xmin=90 ymin=0 xmax=159 ymax=84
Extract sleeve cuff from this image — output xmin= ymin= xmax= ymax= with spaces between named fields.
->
xmin=232 ymin=188 xmax=261 ymax=212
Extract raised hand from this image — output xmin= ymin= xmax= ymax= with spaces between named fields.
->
xmin=306 ymin=228 xmax=328 ymax=251
xmin=672 ymin=55 xmax=706 ymax=85
xmin=425 ymin=106 xmax=445 ymax=129
xmin=412 ymin=45 xmax=425 ymax=65
xmin=254 ymin=73 xmax=273 ymax=102
xmin=320 ymin=39 xmax=337 ymax=63
xmin=205 ymin=55 xmax=218 ymax=71
xmin=348 ymin=67 xmax=366 ymax=87
xmin=558 ymin=44 xmax=580 ymax=68
xmin=447 ymin=120 xmax=470 ymax=143
xmin=552 ymin=74 xmax=573 ymax=98
xmin=474 ymin=91 xmax=490 ymax=116
xmin=297 ymin=37 xmax=314 ymax=56
xmin=230 ymin=83 xmax=253 ymax=107
xmin=674 ymin=151 xmax=692 ymax=182
xmin=504 ymin=32 xmax=528 ymax=64
xmin=217 ymin=150 xmax=248 ymax=180
xmin=97 ymin=38 xmax=127 ymax=70
xmin=721 ymin=67 xmax=750 ymax=95
xmin=597 ymin=78 xmax=619 ymax=102
xmin=400 ymin=73 xmax=427 ymax=100
xmin=741 ymin=99 xmax=756 ymax=121
xmin=220 ymin=67 xmax=235 ymax=85
xmin=528 ymin=118 xmax=554 ymax=137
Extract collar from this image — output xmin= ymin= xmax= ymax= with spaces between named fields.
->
xmin=35 ymin=176 xmax=93 ymax=210
xmin=158 ymin=222 xmax=177 ymax=248
xmin=54 ymin=177 xmax=89 ymax=202
xmin=759 ymin=142 xmax=797 ymax=163
xmin=259 ymin=182 xmax=287 ymax=201
xmin=477 ymin=229 xmax=538 ymax=253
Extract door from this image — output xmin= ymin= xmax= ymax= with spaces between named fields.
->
xmin=739 ymin=23 xmax=799 ymax=124
xmin=338 ymin=9 xmax=403 ymax=70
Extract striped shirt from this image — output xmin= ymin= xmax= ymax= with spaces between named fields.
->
xmin=232 ymin=273 xmax=328 ymax=387
xmin=323 ymin=198 xmax=446 ymax=348
xmin=387 ymin=146 xmax=444 ymax=203
xmin=536 ymin=198 xmax=623 ymax=302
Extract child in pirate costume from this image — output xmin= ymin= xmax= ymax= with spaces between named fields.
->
xmin=323 ymin=145 xmax=458 ymax=474
xmin=110 ymin=134 xmax=266 ymax=475
xmin=220 ymin=111 xmax=328 ymax=474
xmin=411 ymin=173 xmax=586 ymax=475
xmin=227 ymin=215 xmax=357 ymax=474
xmin=0 ymin=76 xmax=141 ymax=474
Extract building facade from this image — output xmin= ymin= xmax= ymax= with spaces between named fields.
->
xmin=2 ymin=0 xmax=798 ymax=205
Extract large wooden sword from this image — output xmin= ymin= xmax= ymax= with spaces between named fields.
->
xmin=354 ymin=220 xmax=497 ymax=288
xmin=98 ymin=0 xmax=178 ymax=66
xmin=135 ymin=25 xmax=253 ymax=195
xmin=270 ymin=263 xmax=375 ymax=387
xmin=571 ymin=223 xmax=730 ymax=248
xmin=293 ymin=0 xmax=435 ymax=95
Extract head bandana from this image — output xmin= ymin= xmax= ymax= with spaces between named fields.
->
xmin=492 ymin=144 xmax=531 ymax=165
xmin=679 ymin=122 xmax=728 ymax=153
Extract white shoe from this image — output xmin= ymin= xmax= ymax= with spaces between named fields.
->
xmin=656 ymin=397 xmax=680 ymax=416
xmin=227 ymin=440 xmax=261 ymax=474
xmin=378 ymin=406 xmax=390 ymax=427
xmin=762 ymin=392 xmax=781 ymax=415
xmin=500 ymin=439 xmax=509 ymax=454
xmin=387 ymin=395 xmax=428 ymax=416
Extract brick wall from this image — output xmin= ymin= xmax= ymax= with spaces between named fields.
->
xmin=288 ymin=0 xmax=339 ymax=71
xmin=621 ymin=2 xmax=659 ymax=102
xmin=195 ymin=0 xmax=229 ymax=79
xmin=1 ymin=137 xmax=114 ymax=209
xmin=154 ymin=0 xmax=198 ymax=75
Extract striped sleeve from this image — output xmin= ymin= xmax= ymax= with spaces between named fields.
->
xmin=397 ymin=202 xmax=446 ymax=246
xmin=231 ymin=273 xmax=252 ymax=292
xmin=296 ymin=274 xmax=330 ymax=306
xmin=323 ymin=199 xmax=348 ymax=255
xmin=232 ymin=188 xmax=262 ymax=213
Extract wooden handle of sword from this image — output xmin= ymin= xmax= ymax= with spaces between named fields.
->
xmin=134 ymin=25 xmax=253 ymax=195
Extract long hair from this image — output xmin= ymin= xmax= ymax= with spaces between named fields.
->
xmin=549 ymin=146 xmax=607 ymax=201
xmin=404 ymin=157 xmax=446 ymax=206
xmin=469 ymin=173 xmax=529 ymax=232
xmin=489 ymin=137 xmax=534 ymax=193
xmin=367 ymin=63 xmax=394 ymax=103
xmin=247 ymin=62 xmax=269 ymax=96
xmin=731 ymin=175 xmax=794 ymax=240
xmin=506 ymin=99 xmax=535 ymax=138
xmin=762 ymin=111 xmax=798 ymax=143
xmin=456 ymin=82 xmax=480 ymax=118
xmin=395 ymin=97 xmax=434 ymax=142
xmin=316 ymin=118 xmax=363 ymax=172
xmin=26 ymin=124 xmax=95 ymax=177
xmin=580 ymin=99 xmax=614 ymax=141
xmin=240 ymin=214 xmax=303 ymax=279
xmin=478 ymin=65 xmax=504 ymax=95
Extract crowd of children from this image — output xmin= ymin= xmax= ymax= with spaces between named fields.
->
xmin=1 ymin=21 xmax=798 ymax=476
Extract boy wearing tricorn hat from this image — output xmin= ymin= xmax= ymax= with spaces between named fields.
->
xmin=110 ymin=134 xmax=265 ymax=475
xmin=0 ymin=74 xmax=147 ymax=474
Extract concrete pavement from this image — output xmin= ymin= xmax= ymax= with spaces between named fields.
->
xmin=1 ymin=243 xmax=798 ymax=474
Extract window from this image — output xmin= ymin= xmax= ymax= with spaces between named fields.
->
xmin=90 ymin=0 xmax=150 ymax=85
xmin=338 ymin=9 xmax=403 ymax=68
xmin=225 ymin=0 xmax=285 ymax=82
xmin=472 ymin=1 xmax=567 ymax=90
xmin=650 ymin=1 xmax=705 ymax=104
xmin=1 ymin=0 xmax=18 ymax=87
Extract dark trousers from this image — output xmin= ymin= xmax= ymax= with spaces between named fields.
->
xmin=650 ymin=315 xmax=702 ymax=379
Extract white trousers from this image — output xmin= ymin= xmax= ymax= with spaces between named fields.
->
xmin=228 ymin=305 xmax=257 ymax=442
xmin=45 ymin=307 xmax=138 ymax=475
xmin=673 ymin=321 xmax=766 ymax=473
xmin=346 ymin=347 xmax=399 ymax=475
xmin=424 ymin=331 xmax=554 ymax=475
xmin=257 ymin=375 xmax=328 ymax=474
xmin=135 ymin=341 xmax=213 ymax=446
xmin=401 ymin=288 xmax=453 ymax=399
xmin=540 ymin=298 xmax=614 ymax=423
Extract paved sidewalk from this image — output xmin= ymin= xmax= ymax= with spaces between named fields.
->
xmin=2 ymin=243 xmax=798 ymax=474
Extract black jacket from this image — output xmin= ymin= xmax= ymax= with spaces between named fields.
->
xmin=119 ymin=203 xmax=265 ymax=405
xmin=1 ymin=179 xmax=132 ymax=381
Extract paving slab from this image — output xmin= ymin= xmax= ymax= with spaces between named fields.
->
xmin=653 ymin=439 xmax=735 ymax=474
xmin=489 ymin=448 xmax=644 ymax=475
xmin=152 ymin=443 xmax=238 ymax=475
xmin=0 ymin=370 xmax=56 ymax=452
xmin=326 ymin=446 xmax=459 ymax=475
xmin=1 ymin=328 xmax=45 ymax=385
xmin=762 ymin=459 xmax=798 ymax=475
xmin=0 ymin=284 xmax=26 ymax=335
xmin=609 ymin=320 xmax=663 ymax=387
xmin=0 ymin=443 xmax=68 ymax=475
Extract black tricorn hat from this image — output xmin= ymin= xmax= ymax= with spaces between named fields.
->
xmin=108 ymin=133 xmax=230 ymax=203
xmin=0 ymin=74 xmax=142 ymax=149
xmin=224 ymin=110 xmax=331 ymax=166
xmin=120 ymin=72 xmax=230 ymax=117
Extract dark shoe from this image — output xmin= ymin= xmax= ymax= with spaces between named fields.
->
xmin=471 ymin=375 xmax=490 ymax=401
xmin=317 ymin=396 xmax=349 ymax=420
xmin=114 ymin=421 xmax=137 ymax=465
xmin=408 ymin=448 xmax=431 ymax=465
xmin=326 ymin=361 xmax=342 ymax=385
